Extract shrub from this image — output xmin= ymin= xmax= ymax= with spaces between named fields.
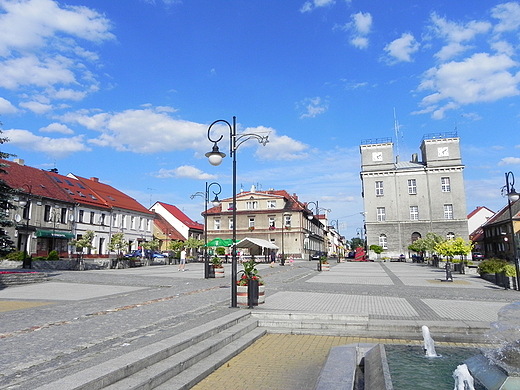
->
xmin=47 ymin=250 xmax=59 ymax=261
xmin=216 ymin=247 xmax=226 ymax=256
xmin=6 ymin=251 xmax=25 ymax=261
xmin=504 ymin=264 xmax=517 ymax=277
xmin=478 ymin=258 xmax=508 ymax=275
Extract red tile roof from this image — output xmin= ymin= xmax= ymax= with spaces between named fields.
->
xmin=153 ymin=212 xmax=185 ymax=241
xmin=70 ymin=174 xmax=152 ymax=215
xmin=46 ymin=171 xmax=111 ymax=209
xmin=155 ymin=202 xmax=203 ymax=231
xmin=0 ymin=159 xmax=74 ymax=203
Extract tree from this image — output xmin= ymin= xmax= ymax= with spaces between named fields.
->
xmin=142 ymin=239 xmax=160 ymax=251
xmin=369 ymin=244 xmax=384 ymax=259
xmin=69 ymin=230 xmax=95 ymax=258
xmin=184 ymin=237 xmax=204 ymax=258
xmin=435 ymin=236 xmax=472 ymax=262
xmin=0 ymin=127 xmax=17 ymax=257
xmin=107 ymin=232 xmax=128 ymax=258
xmin=349 ymin=237 xmax=364 ymax=250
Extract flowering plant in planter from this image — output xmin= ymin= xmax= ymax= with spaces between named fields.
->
xmin=237 ymin=258 xmax=264 ymax=286
xmin=211 ymin=256 xmax=223 ymax=268
xmin=320 ymin=256 xmax=329 ymax=264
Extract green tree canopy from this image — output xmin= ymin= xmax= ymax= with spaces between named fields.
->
xmin=69 ymin=230 xmax=95 ymax=252
xmin=107 ymin=232 xmax=128 ymax=257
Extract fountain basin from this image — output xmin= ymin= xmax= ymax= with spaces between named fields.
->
xmin=465 ymin=354 xmax=520 ymax=390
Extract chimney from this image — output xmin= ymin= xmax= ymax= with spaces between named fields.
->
xmin=13 ymin=158 xmax=24 ymax=166
xmin=411 ymin=153 xmax=418 ymax=163
xmin=251 ymin=184 xmax=256 ymax=193
xmin=90 ymin=177 xmax=99 ymax=182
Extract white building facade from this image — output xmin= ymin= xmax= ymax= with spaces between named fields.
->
xmin=360 ymin=134 xmax=468 ymax=259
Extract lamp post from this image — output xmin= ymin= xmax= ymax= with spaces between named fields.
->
xmin=205 ymin=117 xmax=269 ymax=307
xmin=280 ymin=213 xmax=290 ymax=266
xmin=17 ymin=184 xmax=32 ymax=269
xmin=191 ymin=182 xmax=221 ymax=279
xmin=330 ymin=219 xmax=340 ymax=261
xmin=503 ymin=171 xmax=520 ymax=290
xmin=307 ymin=201 xmax=330 ymax=271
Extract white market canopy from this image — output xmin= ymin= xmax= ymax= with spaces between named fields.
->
xmin=237 ymin=237 xmax=279 ymax=253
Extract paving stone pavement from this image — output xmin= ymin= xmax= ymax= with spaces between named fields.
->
xmin=0 ymin=259 xmax=517 ymax=389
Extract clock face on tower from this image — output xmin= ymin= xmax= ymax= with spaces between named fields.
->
xmin=372 ymin=151 xmax=383 ymax=162
xmin=437 ymin=146 xmax=449 ymax=157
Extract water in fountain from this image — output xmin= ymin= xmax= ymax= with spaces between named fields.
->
xmin=453 ymin=363 xmax=475 ymax=390
xmin=422 ymin=325 xmax=439 ymax=357
xmin=485 ymin=301 xmax=520 ymax=376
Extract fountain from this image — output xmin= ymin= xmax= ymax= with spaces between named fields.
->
xmin=453 ymin=364 xmax=475 ymax=390
xmin=465 ymin=301 xmax=520 ymax=389
xmin=422 ymin=325 xmax=439 ymax=357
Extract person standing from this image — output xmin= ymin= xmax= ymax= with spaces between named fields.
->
xmin=270 ymin=251 xmax=276 ymax=268
xmin=178 ymin=248 xmax=186 ymax=271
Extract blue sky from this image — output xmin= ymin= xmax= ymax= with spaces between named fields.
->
xmin=1 ymin=0 xmax=520 ymax=240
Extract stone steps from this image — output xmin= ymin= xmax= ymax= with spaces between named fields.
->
xmin=252 ymin=311 xmax=490 ymax=343
xmin=0 ymin=271 xmax=48 ymax=286
xmin=38 ymin=311 xmax=265 ymax=390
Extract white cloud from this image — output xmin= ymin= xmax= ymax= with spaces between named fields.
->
xmin=0 ymin=0 xmax=114 ymax=110
xmin=300 ymin=0 xmax=335 ymax=13
xmin=384 ymin=33 xmax=419 ymax=63
xmin=341 ymin=12 xmax=372 ymax=49
xmin=154 ymin=166 xmax=217 ymax=180
xmin=253 ymin=126 xmax=309 ymax=161
xmin=492 ymin=2 xmax=520 ymax=33
xmin=298 ymin=97 xmax=328 ymax=119
xmin=3 ymin=128 xmax=90 ymax=157
xmin=19 ymin=100 xmax=53 ymax=114
xmin=39 ymin=122 xmax=74 ymax=134
xmin=0 ymin=97 xmax=17 ymax=114
xmin=61 ymin=106 xmax=207 ymax=153
xmin=499 ymin=156 xmax=520 ymax=165
xmin=417 ymin=53 xmax=520 ymax=118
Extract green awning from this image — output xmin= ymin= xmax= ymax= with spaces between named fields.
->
xmin=36 ymin=230 xmax=74 ymax=239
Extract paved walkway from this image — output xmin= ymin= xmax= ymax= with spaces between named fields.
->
xmin=0 ymin=260 xmax=517 ymax=389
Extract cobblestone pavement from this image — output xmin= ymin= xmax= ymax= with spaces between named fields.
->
xmin=0 ymin=260 xmax=517 ymax=389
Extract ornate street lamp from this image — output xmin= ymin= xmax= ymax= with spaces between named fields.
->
xmin=205 ymin=117 xmax=269 ymax=307
xmin=191 ymin=182 xmax=221 ymax=279
xmin=503 ymin=171 xmax=520 ymax=290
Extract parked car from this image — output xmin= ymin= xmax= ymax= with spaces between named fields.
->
xmin=472 ymin=252 xmax=485 ymax=261
xmin=124 ymin=249 xmax=166 ymax=259
xmin=311 ymin=251 xmax=326 ymax=260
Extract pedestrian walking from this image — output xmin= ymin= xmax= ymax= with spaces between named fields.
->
xmin=270 ymin=250 xmax=276 ymax=267
xmin=178 ymin=248 xmax=186 ymax=271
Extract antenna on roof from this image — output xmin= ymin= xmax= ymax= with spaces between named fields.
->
xmin=147 ymin=187 xmax=156 ymax=207
xmin=393 ymin=108 xmax=400 ymax=157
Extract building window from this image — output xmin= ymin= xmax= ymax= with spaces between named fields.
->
xmin=131 ymin=216 xmax=135 ymax=229
xmin=44 ymin=205 xmax=51 ymax=222
xmin=377 ymin=207 xmax=386 ymax=222
xmin=113 ymin=214 xmax=118 ymax=227
xmin=228 ymin=218 xmax=233 ymax=229
xmin=444 ymin=204 xmax=453 ymax=219
xmin=60 ymin=208 xmax=67 ymax=224
xmin=100 ymin=213 xmax=106 ymax=226
xmin=269 ymin=216 xmax=275 ymax=228
xmin=284 ymin=214 xmax=291 ymax=227
xmin=90 ymin=211 xmax=95 ymax=224
xmin=446 ymin=232 xmax=455 ymax=240
xmin=249 ymin=218 xmax=255 ymax=228
xmin=375 ymin=181 xmax=384 ymax=196
xmin=410 ymin=206 xmax=419 ymax=220
xmin=267 ymin=200 xmax=276 ymax=208
xmin=379 ymin=234 xmax=388 ymax=249
xmin=79 ymin=210 xmax=84 ymax=223
xmin=441 ymin=177 xmax=451 ymax=192
xmin=122 ymin=215 xmax=126 ymax=229
xmin=214 ymin=219 xmax=221 ymax=230
xmin=408 ymin=179 xmax=417 ymax=195
xmin=227 ymin=202 xmax=234 ymax=211
xmin=22 ymin=201 xmax=30 ymax=220
xmin=246 ymin=201 xmax=258 ymax=210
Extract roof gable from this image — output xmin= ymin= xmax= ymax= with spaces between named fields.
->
xmin=154 ymin=202 xmax=203 ymax=230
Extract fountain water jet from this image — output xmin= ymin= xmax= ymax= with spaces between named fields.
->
xmin=422 ymin=325 xmax=439 ymax=357
xmin=453 ymin=364 xmax=475 ymax=390
xmin=465 ymin=301 xmax=520 ymax=389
